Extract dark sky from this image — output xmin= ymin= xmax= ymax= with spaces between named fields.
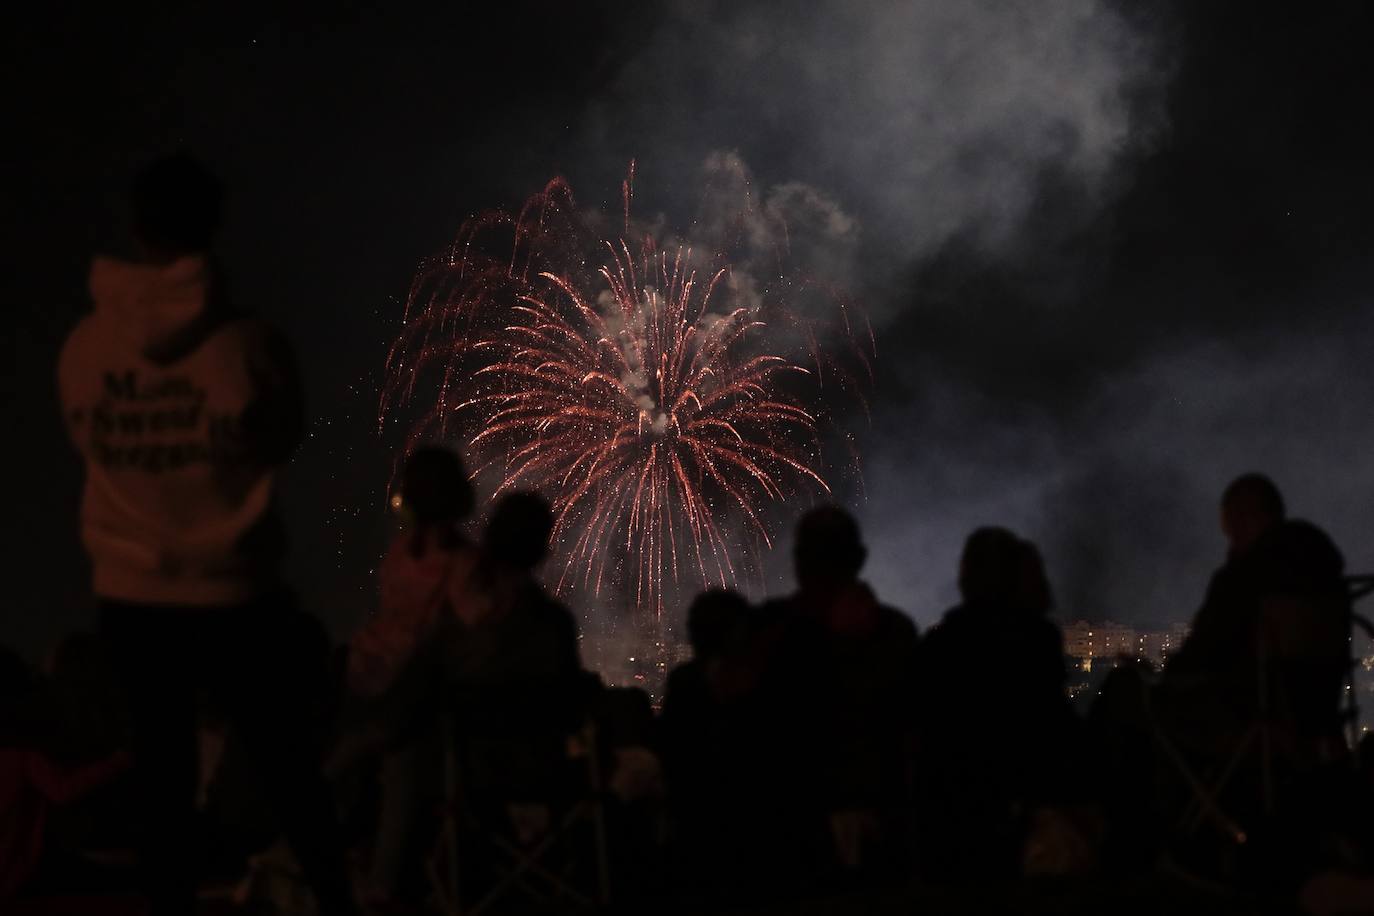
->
xmin=6 ymin=1 xmax=1372 ymax=656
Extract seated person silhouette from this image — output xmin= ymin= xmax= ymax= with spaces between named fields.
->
xmin=1142 ymin=474 xmax=1353 ymax=894
xmin=387 ymin=491 xmax=586 ymax=843
xmin=1159 ymin=473 xmax=1347 ymax=754
xmin=469 ymin=491 xmax=581 ymax=691
xmin=342 ymin=445 xmax=479 ymax=906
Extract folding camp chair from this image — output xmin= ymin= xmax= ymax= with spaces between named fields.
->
xmin=1146 ymin=680 xmax=1259 ymax=847
xmin=1150 ymin=573 xmax=1374 ymax=849
xmin=427 ymin=689 xmax=610 ymax=916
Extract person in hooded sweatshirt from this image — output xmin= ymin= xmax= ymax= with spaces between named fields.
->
xmin=58 ymin=153 xmax=355 ymax=915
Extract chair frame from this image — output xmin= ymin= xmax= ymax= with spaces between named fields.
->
xmin=1150 ymin=574 xmax=1373 ymax=849
xmin=428 ymin=715 xmax=610 ymax=916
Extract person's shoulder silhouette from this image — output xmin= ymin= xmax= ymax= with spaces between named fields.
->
xmin=1257 ymin=518 xmax=1344 ymax=595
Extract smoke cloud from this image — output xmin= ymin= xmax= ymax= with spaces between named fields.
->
xmin=583 ymin=0 xmax=1162 ymax=282
xmin=860 ymin=305 xmax=1374 ymax=626
xmin=571 ymin=0 xmax=1371 ymax=629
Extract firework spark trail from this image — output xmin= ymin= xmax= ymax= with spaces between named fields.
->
xmin=381 ymin=169 xmax=872 ymax=618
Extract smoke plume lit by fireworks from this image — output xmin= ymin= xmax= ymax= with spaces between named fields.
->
xmin=381 ymin=167 xmax=872 ymax=616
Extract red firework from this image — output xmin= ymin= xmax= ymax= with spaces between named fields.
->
xmin=381 ymin=168 xmax=870 ymax=616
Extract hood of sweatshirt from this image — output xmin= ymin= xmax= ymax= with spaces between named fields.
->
xmin=88 ymin=255 xmax=209 ymax=360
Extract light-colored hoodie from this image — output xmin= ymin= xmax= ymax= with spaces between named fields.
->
xmin=58 ymin=255 xmax=303 ymax=606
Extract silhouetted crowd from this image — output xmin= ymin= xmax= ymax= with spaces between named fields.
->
xmin=4 ymin=155 xmax=1373 ymax=916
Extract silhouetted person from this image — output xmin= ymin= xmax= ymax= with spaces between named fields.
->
xmin=348 ymin=446 xmax=480 ymax=698
xmin=384 ymin=491 xmax=586 ymax=856
xmin=381 ymin=488 xmax=578 ymax=703
xmin=58 ymin=154 xmax=353 ymax=915
xmin=1152 ymin=475 xmax=1350 ymax=888
xmin=455 ymin=490 xmax=585 ymax=785
xmin=660 ymin=589 xmax=754 ymax=894
xmin=1091 ymin=478 xmax=1296 ymax=874
xmin=1160 ymin=474 xmax=1347 ymax=746
xmin=915 ymin=528 xmax=1080 ymax=879
xmin=755 ymin=506 xmax=918 ymax=883
xmin=339 ymin=445 xmax=480 ymax=907
xmin=662 ymin=589 xmax=752 ymax=753
xmin=1164 ymin=474 xmax=1288 ymax=687
xmin=472 ymin=491 xmax=581 ymax=685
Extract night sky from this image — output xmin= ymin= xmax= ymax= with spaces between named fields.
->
xmin=7 ymin=1 xmax=1372 ymax=658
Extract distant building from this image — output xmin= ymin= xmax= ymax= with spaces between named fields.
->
xmin=1061 ymin=619 xmax=1191 ymax=672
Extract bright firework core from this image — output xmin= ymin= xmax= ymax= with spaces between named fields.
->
xmin=382 ymin=166 xmax=872 ymax=619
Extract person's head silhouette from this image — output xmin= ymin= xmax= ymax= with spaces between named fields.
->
xmin=793 ymin=505 xmax=866 ymax=595
xmin=399 ymin=446 xmax=473 ymax=555
xmin=401 ymin=446 xmax=474 ymax=524
xmin=686 ymin=589 xmax=749 ymax=660
xmin=131 ymin=153 xmax=224 ymax=261
xmin=484 ymin=491 xmax=554 ymax=571
xmin=1220 ymin=473 xmax=1285 ymax=555
xmin=957 ymin=526 xmax=1022 ymax=607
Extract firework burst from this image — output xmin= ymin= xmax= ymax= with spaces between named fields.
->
xmin=381 ymin=167 xmax=871 ymax=617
